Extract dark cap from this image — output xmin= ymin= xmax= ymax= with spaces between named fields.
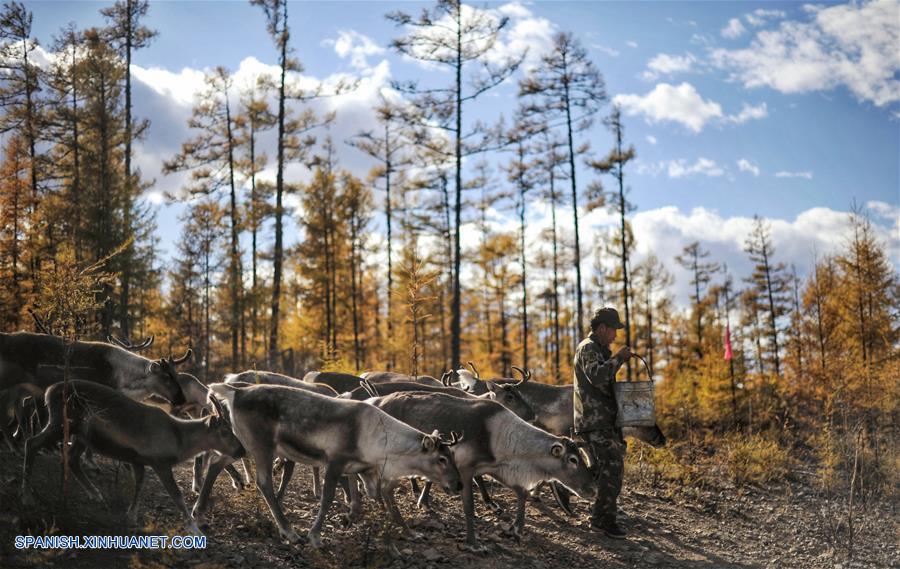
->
xmin=590 ymin=307 xmax=625 ymax=330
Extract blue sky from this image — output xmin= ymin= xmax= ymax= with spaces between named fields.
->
xmin=24 ymin=1 xmax=900 ymax=304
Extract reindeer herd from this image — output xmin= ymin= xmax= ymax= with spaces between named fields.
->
xmin=0 ymin=329 xmax=666 ymax=555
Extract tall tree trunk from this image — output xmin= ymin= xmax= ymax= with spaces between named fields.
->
xmin=225 ymin=89 xmax=240 ymax=368
xmin=350 ymin=210 xmax=361 ymax=370
xmin=120 ymin=0 xmax=134 ymax=339
xmin=518 ymin=172 xmax=528 ymax=369
xmin=549 ymin=170 xmax=561 ymax=382
xmin=268 ymin=0 xmax=288 ymax=369
xmin=451 ymin=10 xmax=463 ymax=372
xmin=561 ymin=55 xmax=583 ymax=335
xmin=615 ymin=123 xmax=633 ymax=380
xmin=384 ymin=124 xmax=394 ymax=370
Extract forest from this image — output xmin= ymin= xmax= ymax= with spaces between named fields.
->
xmin=0 ymin=0 xmax=897 ymax=566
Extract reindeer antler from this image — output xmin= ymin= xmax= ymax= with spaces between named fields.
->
xmin=466 ymin=361 xmax=480 ymax=379
xmin=171 ymin=349 xmax=193 ymax=365
xmin=511 ymin=366 xmax=532 ymax=383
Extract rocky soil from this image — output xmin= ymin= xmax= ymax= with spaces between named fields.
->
xmin=1 ymin=448 xmax=896 ymax=568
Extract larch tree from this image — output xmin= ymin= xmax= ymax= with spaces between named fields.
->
xmin=675 ymin=241 xmax=720 ymax=358
xmin=164 ymin=66 xmax=244 ymax=369
xmin=0 ymin=1 xmax=45 ymax=293
xmin=587 ymin=105 xmax=636 ymax=379
xmin=388 ymin=0 xmax=523 ymax=371
xmin=744 ymin=215 xmax=790 ymax=377
xmin=504 ymin=119 xmax=537 ymax=369
xmin=101 ymin=0 xmax=156 ymax=339
xmin=348 ymin=94 xmax=411 ymax=369
xmin=519 ymin=30 xmax=607 ymax=334
xmin=252 ymin=0 xmax=345 ymax=368
xmin=236 ymin=75 xmax=275 ymax=363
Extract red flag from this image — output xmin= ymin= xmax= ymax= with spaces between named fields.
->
xmin=724 ymin=322 xmax=733 ymax=361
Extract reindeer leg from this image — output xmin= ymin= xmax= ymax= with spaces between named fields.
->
xmin=126 ymin=463 xmax=146 ymax=526
xmin=241 ymin=457 xmax=253 ymax=486
xmin=225 ymin=464 xmax=245 ymax=491
xmin=192 ymin=454 xmax=205 ymax=494
xmin=154 ymin=465 xmax=202 ymax=536
xmin=253 ymin=450 xmax=300 ymax=544
xmin=502 ymin=488 xmax=528 ymax=541
xmin=460 ymin=474 xmax=487 ymax=553
xmin=416 ymin=480 xmax=434 ymax=511
xmin=384 ymin=483 xmax=421 ymax=540
xmin=307 ymin=462 xmax=342 ymax=549
xmin=22 ymin=392 xmax=64 ymax=506
xmin=69 ymin=439 xmax=106 ymax=504
xmin=275 ymin=459 xmax=295 ymax=503
xmin=475 ymin=475 xmax=502 ymax=514
xmin=191 ymin=454 xmax=228 ymax=524
xmin=311 ymin=466 xmax=321 ymax=499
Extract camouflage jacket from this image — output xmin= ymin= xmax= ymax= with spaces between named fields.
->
xmin=573 ymin=334 xmax=624 ymax=435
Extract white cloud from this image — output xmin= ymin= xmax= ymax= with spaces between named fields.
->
xmin=637 ymin=157 xmax=725 ymax=178
xmin=667 ymin=158 xmax=725 ymax=178
xmin=626 ymin=40 xmax=639 ymax=48
xmin=625 ymin=205 xmax=898 ymax=307
xmin=727 ymin=102 xmax=768 ymax=123
xmin=774 ymin=170 xmax=813 ymax=179
xmin=712 ymin=0 xmax=900 ymax=107
xmin=737 ymin=159 xmax=760 ymax=176
xmin=745 ymin=9 xmax=787 ymax=27
xmin=613 ymin=82 xmax=723 ymax=133
xmin=721 ymin=18 xmax=746 ymax=39
xmin=646 ymin=135 xmax=657 ymax=145
xmin=592 ymin=44 xmax=620 ymax=57
xmin=641 ymin=52 xmax=697 ymax=80
xmin=323 ymin=30 xmax=385 ymax=71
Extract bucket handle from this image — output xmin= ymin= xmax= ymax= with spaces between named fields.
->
xmin=628 ymin=353 xmax=654 ymax=383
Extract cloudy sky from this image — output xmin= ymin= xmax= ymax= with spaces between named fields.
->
xmin=26 ymin=0 xmax=900 ymax=305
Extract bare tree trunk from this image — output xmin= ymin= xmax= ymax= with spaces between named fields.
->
xmin=268 ymin=0 xmax=288 ymax=369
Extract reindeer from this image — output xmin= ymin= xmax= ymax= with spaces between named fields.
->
xmin=195 ymin=383 xmax=463 ymax=549
xmin=21 ymin=377 xmax=244 ymax=535
xmin=369 ymin=391 xmax=596 ymax=551
xmin=0 ymin=331 xmax=191 ymax=406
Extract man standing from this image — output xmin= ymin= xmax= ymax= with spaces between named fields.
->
xmin=574 ymin=307 xmax=631 ymax=538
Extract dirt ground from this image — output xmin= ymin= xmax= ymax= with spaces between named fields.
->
xmin=1 ymin=447 xmax=896 ymax=569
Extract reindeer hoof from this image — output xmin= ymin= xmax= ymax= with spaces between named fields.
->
xmin=403 ymin=530 xmax=424 ymax=541
xmin=306 ymin=532 xmax=323 ymax=549
xmin=488 ymin=502 xmax=504 ymax=515
xmin=280 ymin=529 xmax=302 ymax=544
xmin=501 ymin=524 xmax=522 ymax=542
xmin=459 ymin=542 xmax=488 ymax=554
xmin=185 ymin=521 xmax=206 ymax=537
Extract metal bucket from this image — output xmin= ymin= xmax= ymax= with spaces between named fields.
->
xmin=614 ymin=354 xmax=657 ymax=427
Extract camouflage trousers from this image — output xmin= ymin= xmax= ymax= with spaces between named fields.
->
xmin=578 ymin=428 xmax=626 ymax=525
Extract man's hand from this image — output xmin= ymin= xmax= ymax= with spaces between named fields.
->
xmin=614 ymin=346 xmax=632 ymax=363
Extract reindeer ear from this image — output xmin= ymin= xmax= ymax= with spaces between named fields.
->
xmin=149 ymin=361 xmax=161 ymax=374
xmin=484 ymin=381 xmax=498 ymax=393
xmin=551 ymin=442 xmax=565 ymax=458
xmin=422 ymin=435 xmax=436 ymax=452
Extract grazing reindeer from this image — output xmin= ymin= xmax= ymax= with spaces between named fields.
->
xmin=0 ymin=331 xmax=191 ymax=406
xmin=370 ymin=392 xmax=596 ymax=551
xmin=197 ymin=383 xmax=462 ymax=548
xmin=360 ymin=370 xmax=445 ymax=387
xmin=219 ymin=371 xmax=341 ymax=498
xmin=21 ymin=378 xmax=244 ymax=535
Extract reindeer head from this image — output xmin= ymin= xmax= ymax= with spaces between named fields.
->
xmin=146 ymin=349 xmax=192 ymax=406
